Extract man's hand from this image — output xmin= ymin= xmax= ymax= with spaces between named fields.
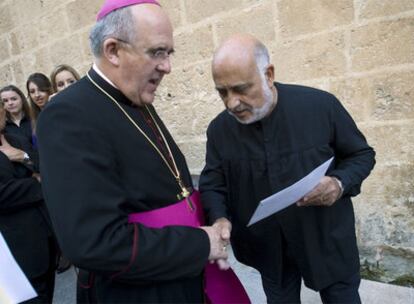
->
xmin=297 ymin=176 xmax=341 ymax=207
xmin=32 ymin=173 xmax=41 ymax=183
xmin=0 ymin=134 xmax=25 ymax=162
xmin=200 ymin=226 xmax=229 ymax=264
xmin=212 ymin=217 xmax=232 ymax=270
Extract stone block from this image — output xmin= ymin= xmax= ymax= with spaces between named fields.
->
xmin=0 ymin=64 xmax=14 ymax=85
xmin=330 ymin=78 xmax=369 ymax=123
xmin=13 ymin=0 xmax=69 ymax=25
xmin=158 ymin=0 xmax=182 ymax=28
xmin=184 ymin=0 xmax=241 ymax=23
xmin=9 ymin=27 xmax=39 ymax=56
xmin=173 ymin=25 xmax=215 ymax=67
xmin=0 ymin=35 xmax=11 ymax=61
xmin=273 ymin=31 xmax=346 ymax=81
xmin=357 ymin=0 xmax=414 ymax=20
xmin=216 ymin=2 xmax=276 ymax=45
xmin=79 ymin=29 xmax=93 ymax=63
xmin=350 ymin=17 xmax=414 ymax=72
xmin=278 ymin=0 xmax=354 ymax=37
xmin=38 ymin=9 xmax=70 ymax=46
xmin=20 ymin=47 xmax=54 ymax=78
xmin=0 ymin=4 xmax=14 ymax=33
xmin=11 ymin=60 xmax=25 ymax=88
xmin=49 ymin=35 xmax=84 ymax=69
xmin=67 ymin=0 xmax=101 ymax=31
xmin=156 ymin=63 xmax=223 ymax=139
xmin=363 ymin=123 xmax=414 ymax=165
xmin=330 ymin=71 xmax=414 ymax=122
xmin=175 ymin=140 xmax=207 ymax=173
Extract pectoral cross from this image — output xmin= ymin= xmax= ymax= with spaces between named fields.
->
xmin=177 ymin=177 xmax=194 ymax=212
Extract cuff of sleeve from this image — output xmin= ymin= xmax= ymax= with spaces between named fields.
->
xmin=331 ymin=176 xmax=344 ymax=200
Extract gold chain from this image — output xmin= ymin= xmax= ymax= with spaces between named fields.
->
xmin=86 ymin=72 xmax=191 ymax=200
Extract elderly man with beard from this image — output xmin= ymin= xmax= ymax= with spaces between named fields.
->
xmin=199 ymin=34 xmax=375 ymax=304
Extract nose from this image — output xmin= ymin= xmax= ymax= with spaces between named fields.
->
xmin=156 ymin=57 xmax=172 ymax=74
xmin=226 ymin=93 xmax=241 ymax=111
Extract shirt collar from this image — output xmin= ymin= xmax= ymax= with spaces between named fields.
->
xmin=92 ymin=63 xmax=118 ymax=89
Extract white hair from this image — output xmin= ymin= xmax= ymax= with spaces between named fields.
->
xmin=89 ymin=7 xmax=136 ymax=58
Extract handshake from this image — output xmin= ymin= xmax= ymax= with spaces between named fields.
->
xmin=200 ymin=217 xmax=232 ymax=270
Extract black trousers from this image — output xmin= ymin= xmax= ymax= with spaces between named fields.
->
xmin=261 ymin=265 xmax=361 ymax=304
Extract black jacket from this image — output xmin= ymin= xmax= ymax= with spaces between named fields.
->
xmin=0 ymin=133 xmax=53 ymax=278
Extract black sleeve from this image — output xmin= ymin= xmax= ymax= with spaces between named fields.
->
xmin=0 ymin=153 xmax=43 ymax=213
xmin=328 ymin=97 xmax=376 ymax=196
xmin=36 ymin=101 xmax=209 ymax=283
xmin=199 ymin=123 xmax=229 ymax=224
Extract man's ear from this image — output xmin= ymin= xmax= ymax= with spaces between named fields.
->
xmin=264 ymin=64 xmax=275 ymax=87
xmin=102 ymin=38 xmax=122 ymax=66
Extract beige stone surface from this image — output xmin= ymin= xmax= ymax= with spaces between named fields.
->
xmin=176 ymin=140 xmax=206 ymax=173
xmin=158 ymin=0 xmax=183 ymax=28
xmin=37 ymin=9 xmax=70 ymax=46
xmin=49 ymin=34 xmax=84 ymax=71
xmin=9 ymin=27 xmax=38 ymax=56
xmin=351 ymin=17 xmax=414 ymax=72
xmin=357 ymin=0 xmax=414 ymax=20
xmin=0 ymin=3 xmax=15 ymax=33
xmin=184 ymin=0 xmax=242 ymax=23
xmin=173 ymin=25 xmax=215 ymax=67
xmin=20 ymin=47 xmax=54 ymax=77
xmin=216 ymin=2 xmax=276 ymax=45
xmin=278 ymin=0 xmax=354 ymax=37
xmin=363 ymin=123 xmax=414 ymax=165
xmin=66 ymin=0 xmax=101 ymax=31
xmin=273 ymin=31 xmax=346 ymax=82
xmin=0 ymin=64 xmax=14 ymax=85
xmin=330 ymin=71 xmax=414 ymax=122
xmin=156 ymin=63 xmax=222 ymax=141
xmin=0 ymin=35 xmax=11 ymax=62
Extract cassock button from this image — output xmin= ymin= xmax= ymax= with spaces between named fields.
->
xmin=264 ymin=137 xmax=269 ymax=143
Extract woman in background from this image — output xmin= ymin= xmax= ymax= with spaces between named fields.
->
xmin=50 ymin=64 xmax=80 ymax=94
xmin=0 ymin=85 xmax=33 ymax=145
xmin=0 ymin=105 xmax=57 ymax=303
xmin=26 ymin=73 xmax=53 ymax=123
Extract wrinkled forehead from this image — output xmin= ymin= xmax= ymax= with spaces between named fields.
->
xmin=212 ymin=51 xmax=259 ymax=85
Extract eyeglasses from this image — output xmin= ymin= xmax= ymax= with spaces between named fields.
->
xmin=114 ymin=37 xmax=174 ymax=62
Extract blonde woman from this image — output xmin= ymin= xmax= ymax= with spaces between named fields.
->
xmin=50 ymin=64 xmax=81 ymax=94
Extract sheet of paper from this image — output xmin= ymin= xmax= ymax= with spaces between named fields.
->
xmin=247 ymin=157 xmax=333 ymax=227
xmin=0 ymin=232 xmax=37 ymax=304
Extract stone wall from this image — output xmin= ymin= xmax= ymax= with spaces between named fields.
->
xmin=0 ymin=0 xmax=413 ymax=285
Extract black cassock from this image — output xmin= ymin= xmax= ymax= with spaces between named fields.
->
xmin=37 ymin=68 xmax=209 ymax=303
xmin=200 ymin=83 xmax=376 ymax=291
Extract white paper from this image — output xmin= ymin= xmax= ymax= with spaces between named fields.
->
xmin=247 ymin=157 xmax=334 ymax=226
xmin=0 ymin=232 xmax=37 ymax=304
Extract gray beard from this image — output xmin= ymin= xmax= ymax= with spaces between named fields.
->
xmin=229 ymin=81 xmax=275 ymax=125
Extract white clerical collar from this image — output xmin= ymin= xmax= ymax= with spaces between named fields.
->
xmin=92 ymin=63 xmax=118 ymax=88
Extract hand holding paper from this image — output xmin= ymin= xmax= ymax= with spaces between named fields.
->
xmin=247 ymin=157 xmax=333 ymax=226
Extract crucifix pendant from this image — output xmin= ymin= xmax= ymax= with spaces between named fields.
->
xmin=177 ymin=177 xmax=194 ymax=212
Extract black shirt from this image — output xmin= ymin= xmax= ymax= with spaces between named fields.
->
xmin=5 ymin=115 xmax=33 ymax=145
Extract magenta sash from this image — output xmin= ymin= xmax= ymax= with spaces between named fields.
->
xmin=128 ymin=191 xmax=250 ymax=304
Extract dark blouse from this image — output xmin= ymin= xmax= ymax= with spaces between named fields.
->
xmin=5 ymin=115 xmax=33 ymax=145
